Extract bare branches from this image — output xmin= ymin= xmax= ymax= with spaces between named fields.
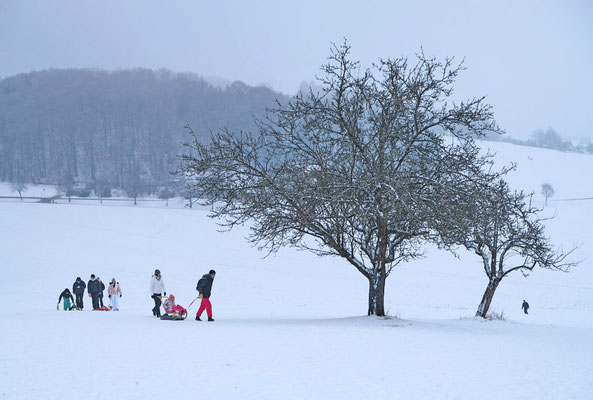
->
xmin=178 ymin=40 xmax=507 ymax=316
xmin=444 ymin=177 xmax=579 ymax=317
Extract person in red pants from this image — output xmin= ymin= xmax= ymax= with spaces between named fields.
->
xmin=195 ymin=270 xmax=216 ymax=321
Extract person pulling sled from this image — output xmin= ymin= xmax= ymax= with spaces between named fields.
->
xmin=195 ymin=270 xmax=216 ymax=322
xmin=88 ymin=274 xmax=101 ymax=310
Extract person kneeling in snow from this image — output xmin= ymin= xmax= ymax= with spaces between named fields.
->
xmin=163 ymin=294 xmax=186 ymax=315
xmin=58 ymin=288 xmax=75 ymax=310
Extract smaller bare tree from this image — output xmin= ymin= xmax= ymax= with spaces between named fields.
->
xmin=450 ymin=179 xmax=575 ymax=318
xmin=541 ymin=183 xmax=554 ymax=206
xmin=9 ymin=181 xmax=27 ymax=201
xmin=158 ymin=187 xmax=174 ymax=207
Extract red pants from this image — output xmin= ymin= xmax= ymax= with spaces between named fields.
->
xmin=196 ymin=298 xmax=213 ymax=318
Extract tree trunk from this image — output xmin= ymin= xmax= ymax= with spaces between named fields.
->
xmin=367 ymin=269 xmax=387 ymax=316
xmin=476 ymin=278 xmax=500 ymax=318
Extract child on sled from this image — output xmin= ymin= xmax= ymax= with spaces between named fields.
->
xmin=163 ymin=294 xmax=186 ymax=315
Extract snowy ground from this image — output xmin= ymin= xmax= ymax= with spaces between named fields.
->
xmin=1 ymin=141 xmax=592 ymax=399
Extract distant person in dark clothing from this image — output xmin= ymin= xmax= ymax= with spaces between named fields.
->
xmin=72 ymin=277 xmax=86 ymax=310
xmin=88 ymin=274 xmax=101 ymax=310
xmin=58 ymin=288 xmax=75 ymax=310
xmin=96 ymin=277 xmax=106 ymax=308
xmin=195 ymin=270 xmax=216 ymax=322
xmin=522 ymin=300 xmax=529 ymax=314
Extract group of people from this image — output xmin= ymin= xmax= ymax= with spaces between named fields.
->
xmin=58 ymin=275 xmax=122 ymax=311
xmin=149 ymin=268 xmax=216 ymax=321
xmin=57 ymin=268 xmax=217 ymax=320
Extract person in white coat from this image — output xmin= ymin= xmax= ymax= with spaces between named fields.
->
xmin=150 ymin=269 xmax=166 ymax=317
xmin=108 ymin=278 xmax=122 ymax=311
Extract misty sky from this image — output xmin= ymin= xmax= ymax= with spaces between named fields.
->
xmin=1 ymin=0 xmax=592 ymax=140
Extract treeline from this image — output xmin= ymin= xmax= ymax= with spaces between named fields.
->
xmin=484 ymin=127 xmax=593 ymax=154
xmin=0 ymin=68 xmax=289 ymax=197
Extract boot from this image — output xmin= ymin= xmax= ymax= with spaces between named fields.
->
xmin=208 ymin=317 xmax=215 ymax=322
xmin=195 ymin=315 xmax=202 ymax=321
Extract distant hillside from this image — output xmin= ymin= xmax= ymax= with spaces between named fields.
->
xmin=0 ymin=68 xmax=290 ymax=194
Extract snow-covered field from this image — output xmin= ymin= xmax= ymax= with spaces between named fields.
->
xmin=1 ymin=141 xmax=592 ymax=399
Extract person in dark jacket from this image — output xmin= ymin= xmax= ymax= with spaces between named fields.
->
xmin=72 ymin=277 xmax=86 ymax=310
xmin=195 ymin=270 xmax=216 ymax=321
xmin=58 ymin=288 xmax=75 ymax=310
xmin=96 ymin=277 xmax=106 ymax=308
xmin=88 ymin=274 xmax=101 ymax=310
xmin=522 ymin=300 xmax=529 ymax=314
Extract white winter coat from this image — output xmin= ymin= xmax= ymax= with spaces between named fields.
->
xmin=149 ymin=275 xmax=166 ymax=295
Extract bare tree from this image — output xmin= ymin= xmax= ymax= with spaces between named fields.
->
xmin=9 ymin=181 xmax=27 ymax=200
xmin=451 ymin=179 xmax=575 ymax=318
xmin=159 ymin=187 xmax=174 ymax=207
xmin=95 ymin=179 xmax=112 ymax=204
xmin=179 ymin=41 xmax=503 ymax=316
xmin=541 ymin=183 xmax=555 ymax=206
xmin=123 ymin=170 xmax=144 ymax=205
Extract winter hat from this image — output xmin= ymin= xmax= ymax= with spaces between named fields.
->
xmin=154 ymin=269 xmax=161 ymax=275
xmin=169 ymin=294 xmax=175 ymax=300
xmin=91 ymin=274 xmax=95 ymax=278
xmin=76 ymin=277 xmax=81 ymax=281
xmin=209 ymin=269 xmax=216 ymax=275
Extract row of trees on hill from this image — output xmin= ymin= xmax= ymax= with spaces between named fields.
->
xmin=0 ymin=68 xmax=288 ymax=196
xmin=484 ymin=126 xmax=593 ymax=154
xmin=180 ymin=42 xmax=576 ymax=318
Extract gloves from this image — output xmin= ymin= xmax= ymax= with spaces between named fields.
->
xmin=120 ymin=294 xmax=122 ymax=297
xmin=199 ymin=293 xmax=203 ymax=299
xmin=164 ymin=292 xmax=166 ymax=296
xmin=108 ymin=295 xmax=111 ymax=299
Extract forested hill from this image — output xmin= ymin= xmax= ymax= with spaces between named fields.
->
xmin=0 ymin=68 xmax=289 ymax=194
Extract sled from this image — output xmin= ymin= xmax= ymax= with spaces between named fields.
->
xmin=160 ymin=314 xmax=186 ymax=321
xmin=97 ymin=306 xmax=110 ymax=311
xmin=160 ymin=308 xmax=187 ymax=321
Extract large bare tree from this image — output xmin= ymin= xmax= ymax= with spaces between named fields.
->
xmin=179 ymin=42 xmax=503 ymax=316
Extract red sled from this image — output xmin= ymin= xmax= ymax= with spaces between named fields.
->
xmin=98 ymin=306 xmax=110 ymax=311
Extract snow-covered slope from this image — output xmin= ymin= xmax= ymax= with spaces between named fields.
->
xmin=1 ymin=141 xmax=591 ymax=399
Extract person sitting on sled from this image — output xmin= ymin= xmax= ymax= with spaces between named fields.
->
xmin=58 ymin=288 xmax=76 ymax=310
xmin=163 ymin=294 xmax=186 ymax=315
